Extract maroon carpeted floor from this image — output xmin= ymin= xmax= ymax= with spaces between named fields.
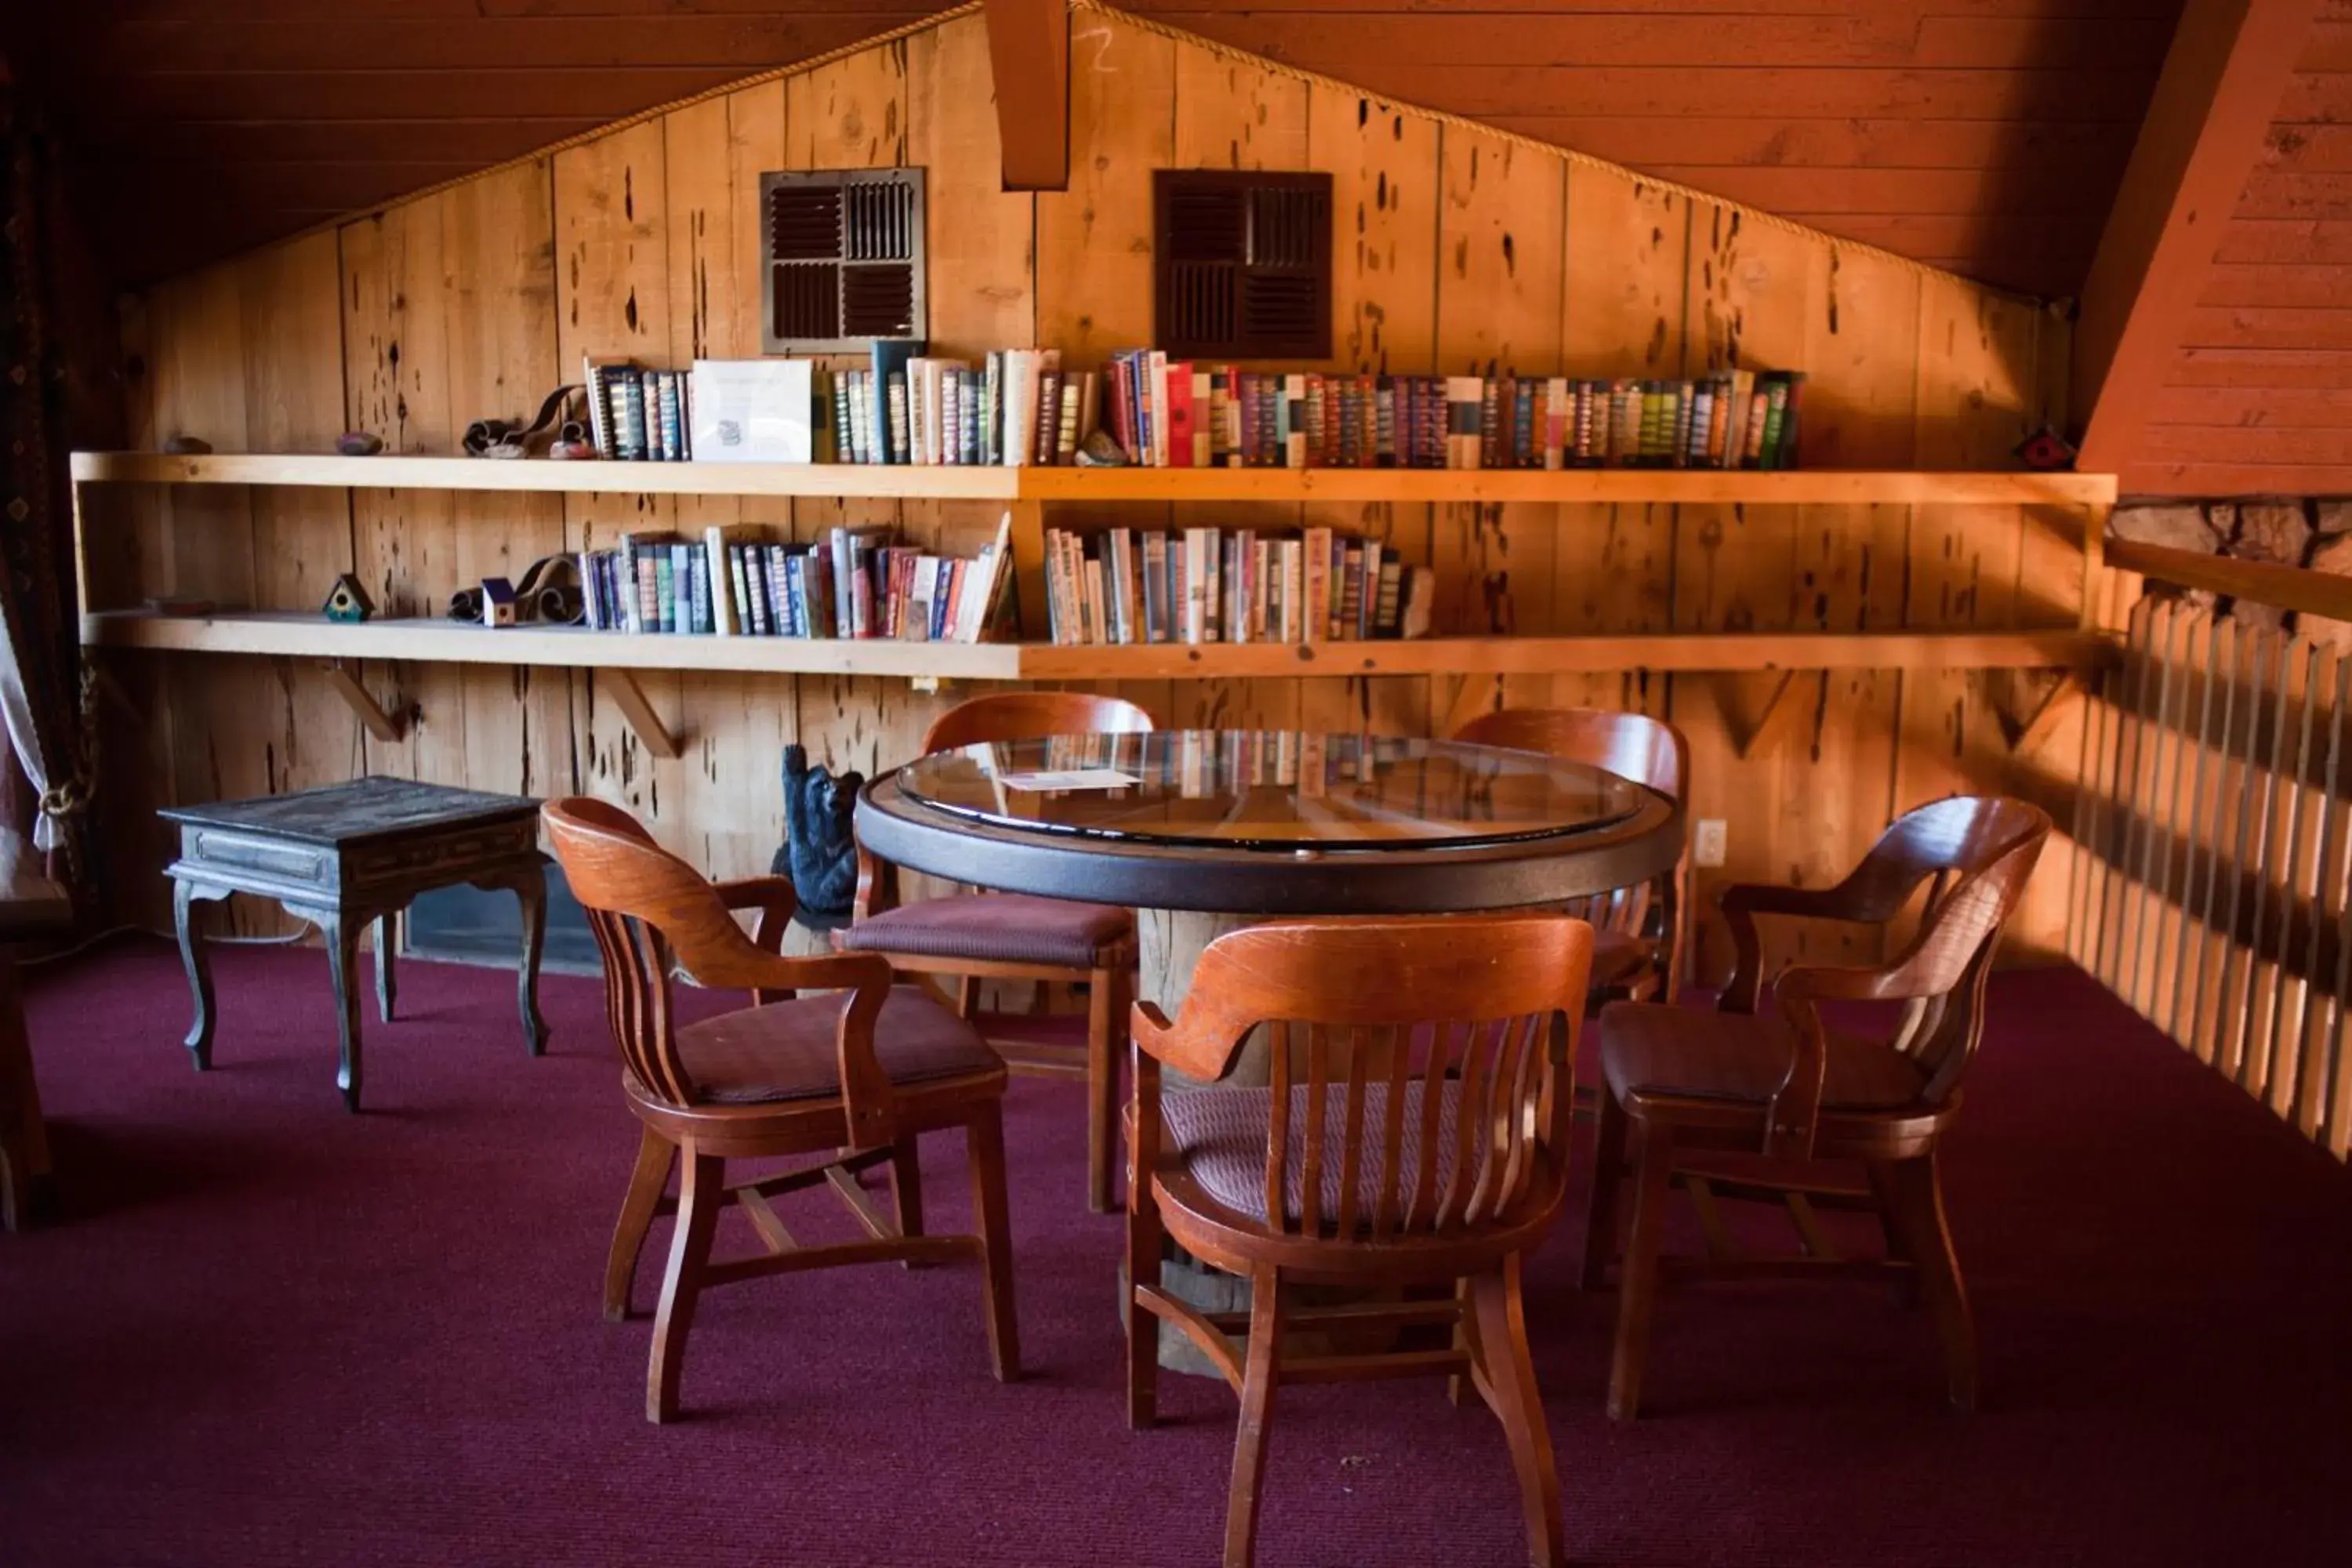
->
xmin=5 ymin=940 xmax=2351 ymax=1566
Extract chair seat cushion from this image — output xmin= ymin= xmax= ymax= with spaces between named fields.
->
xmin=1598 ymin=1002 xmax=1929 ymax=1114
xmin=673 ymin=986 xmax=1001 ymax=1106
xmin=838 ymin=894 xmax=1132 ymax=970
xmin=1159 ymin=1080 xmax=1490 ymax=1229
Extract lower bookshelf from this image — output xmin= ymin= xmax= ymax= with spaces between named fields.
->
xmin=83 ymin=610 xmax=2109 ymax=679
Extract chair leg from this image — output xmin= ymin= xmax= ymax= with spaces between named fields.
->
xmin=891 ymin=1134 xmax=924 ymax=1265
xmin=1471 ymin=1255 xmax=1566 ymax=1568
xmin=1580 ymin=1086 xmax=1629 ymax=1291
xmin=1447 ymin=1274 xmax=1479 ymax=1408
xmin=1222 ymin=1262 xmax=1285 ymax=1568
xmin=606 ymin=1125 xmax=675 ymax=1322
xmin=1085 ymin=963 xmax=1123 ymax=1213
xmin=1607 ymin=1118 xmax=1675 ymax=1421
xmin=1882 ymin=1151 xmax=1977 ymax=1413
xmin=1865 ymin=1159 xmax=1923 ymax=1308
xmin=1126 ymin=1131 xmax=1163 ymax=1429
xmin=647 ymin=1146 xmax=722 ymax=1424
xmin=966 ymin=1101 xmax=1022 ymax=1382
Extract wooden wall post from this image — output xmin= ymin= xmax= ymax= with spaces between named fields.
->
xmin=983 ymin=0 xmax=1069 ymax=191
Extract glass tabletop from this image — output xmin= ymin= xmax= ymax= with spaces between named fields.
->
xmin=893 ymin=731 xmax=1651 ymax=853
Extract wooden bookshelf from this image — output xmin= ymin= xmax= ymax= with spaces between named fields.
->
xmin=67 ymin=451 xmax=2118 ymax=510
xmin=84 ymin=609 xmax=2111 ymax=681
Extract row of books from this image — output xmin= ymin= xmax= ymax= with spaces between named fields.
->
xmin=833 ymin=348 xmax=1102 ymax=467
xmin=1097 ymin=358 xmax=1806 ymax=470
xmin=586 ymin=362 xmax=693 ymax=462
xmin=578 ymin=346 xmax=1809 ymax=472
xmin=574 ymin=517 xmax=1012 ymax=642
xmin=1042 ymin=526 xmax=1434 ymax=648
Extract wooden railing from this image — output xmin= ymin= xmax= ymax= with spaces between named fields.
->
xmin=2070 ymin=593 xmax=2352 ymax=1156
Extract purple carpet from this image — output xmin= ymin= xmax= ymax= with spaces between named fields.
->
xmin=4 ymin=940 xmax=2351 ymax=1566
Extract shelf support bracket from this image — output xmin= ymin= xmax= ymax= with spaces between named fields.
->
xmin=2002 ymin=670 xmax=2085 ymax=757
xmin=600 ymin=669 xmax=684 ymax=760
xmin=321 ymin=662 xmax=407 ymax=743
xmin=1723 ymin=670 xmax=1815 ymax=762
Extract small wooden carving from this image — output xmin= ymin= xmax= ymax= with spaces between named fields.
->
xmin=775 ymin=745 xmax=862 ymax=931
xmin=322 ymin=573 xmax=375 ymax=623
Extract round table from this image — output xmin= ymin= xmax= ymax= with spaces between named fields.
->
xmin=857 ymin=729 xmax=1682 ymax=1372
xmin=857 ymin=729 xmax=1682 ymax=1048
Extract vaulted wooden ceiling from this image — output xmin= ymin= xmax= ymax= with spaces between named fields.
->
xmin=10 ymin=0 xmax=2350 ymax=496
xmin=17 ymin=0 xmax=2190 ymax=298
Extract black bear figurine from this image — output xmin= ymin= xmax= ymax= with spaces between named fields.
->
xmin=775 ymin=744 xmax=863 ymax=931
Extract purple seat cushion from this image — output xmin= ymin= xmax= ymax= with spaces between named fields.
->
xmin=672 ymin=985 xmax=1001 ymax=1106
xmin=1159 ymin=1080 xmax=1494 ymax=1230
xmin=838 ymin=894 xmax=1132 ymax=970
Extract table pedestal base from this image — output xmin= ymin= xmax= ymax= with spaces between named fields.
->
xmin=1135 ymin=906 xmax=1398 ymax=1375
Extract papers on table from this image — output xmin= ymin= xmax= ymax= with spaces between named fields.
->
xmin=993 ymin=769 xmax=1142 ymax=793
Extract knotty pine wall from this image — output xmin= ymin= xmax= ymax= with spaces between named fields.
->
xmin=88 ymin=3 xmax=2083 ymax=974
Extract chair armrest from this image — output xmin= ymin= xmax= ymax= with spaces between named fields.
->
xmin=1130 ymin=1000 xmax=1252 ymax=1084
xmin=1755 ymin=954 xmax=1930 ymax=1160
xmin=714 ymin=875 xmax=797 ymax=948
xmin=1717 ymin=862 xmax=1938 ymax=1014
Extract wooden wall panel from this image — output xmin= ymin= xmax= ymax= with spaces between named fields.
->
xmin=103 ymin=4 xmax=2077 ymax=982
xmin=1298 ymin=83 xmax=1438 ymax=740
xmin=1428 ymin=125 xmax=1565 ymax=734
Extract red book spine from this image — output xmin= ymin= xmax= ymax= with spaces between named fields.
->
xmin=1166 ymin=365 xmax=1196 ymax=469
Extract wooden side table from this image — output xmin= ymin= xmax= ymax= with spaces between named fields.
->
xmin=0 ymin=826 xmax=71 ymax=1230
xmin=162 ymin=777 xmax=549 ymax=1112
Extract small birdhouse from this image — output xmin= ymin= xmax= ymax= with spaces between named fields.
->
xmin=2014 ymin=423 xmax=2078 ymax=472
xmin=480 ymin=576 xmax=520 ymax=627
xmin=322 ymin=573 xmax=375 ymax=623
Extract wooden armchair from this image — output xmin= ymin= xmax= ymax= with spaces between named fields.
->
xmin=1450 ymin=706 xmax=1690 ymax=1003
xmin=1580 ymin=796 xmax=2051 ymax=1419
xmin=839 ymin=691 xmax=1154 ymax=1211
xmin=542 ymin=798 xmax=1018 ymax=1424
xmin=1127 ymin=915 xmax=1595 ymax=1568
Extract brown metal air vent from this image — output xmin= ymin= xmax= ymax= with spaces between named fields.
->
xmin=761 ymin=169 xmax=927 ymax=353
xmin=1154 ymin=170 xmax=1330 ymax=360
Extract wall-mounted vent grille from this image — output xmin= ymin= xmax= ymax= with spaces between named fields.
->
xmin=1154 ymin=170 xmax=1330 ymax=361
xmin=761 ymin=169 xmax=926 ymax=353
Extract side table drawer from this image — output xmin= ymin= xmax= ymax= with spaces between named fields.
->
xmin=343 ymin=819 xmax=540 ymax=892
xmin=177 ymin=827 xmax=337 ymax=891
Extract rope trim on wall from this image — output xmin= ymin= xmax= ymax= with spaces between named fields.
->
xmin=241 ymin=0 xmax=2038 ymax=307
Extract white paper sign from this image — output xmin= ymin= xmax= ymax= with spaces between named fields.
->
xmin=689 ymin=358 xmax=813 ymax=463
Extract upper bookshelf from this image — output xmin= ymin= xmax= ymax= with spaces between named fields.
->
xmin=68 ymin=452 xmax=2118 ymax=509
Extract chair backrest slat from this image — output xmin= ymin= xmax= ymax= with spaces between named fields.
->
xmin=1147 ymin=916 xmax=1595 ymax=1242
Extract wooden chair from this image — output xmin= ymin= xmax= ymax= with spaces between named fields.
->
xmin=1580 ymin=796 xmax=2051 ymax=1419
xmin=1127 ymin=915 xmax=1595 ymax=1568
xmin=543 ymin=798 xmax=1020 ymax=1424
xmin=840 ymin=691 xmax=1153 ymax=1212
xmin=1451 ymin=705 xmax=1690 ymax=1004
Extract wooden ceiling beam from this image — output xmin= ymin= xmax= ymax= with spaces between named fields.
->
xmin=2072 ymin=0 xmax=2321 ymax=477
xmin=982 ymin=0 xmax=1069 ymax=191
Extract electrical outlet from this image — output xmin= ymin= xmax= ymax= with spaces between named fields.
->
xmin=1693 ymin=818 xmax=1728 ymax=869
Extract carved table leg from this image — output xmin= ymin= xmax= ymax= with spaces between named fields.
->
xmin=172 ymin=879 xmax=220 ymax=1072
xmin=374 ymin=912 xmax=397 ymax=1022
xmin=321 ymin=911 xmax=367 ymax=1112
xmin=510 ymin=865 xmax=549 ymax=1056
